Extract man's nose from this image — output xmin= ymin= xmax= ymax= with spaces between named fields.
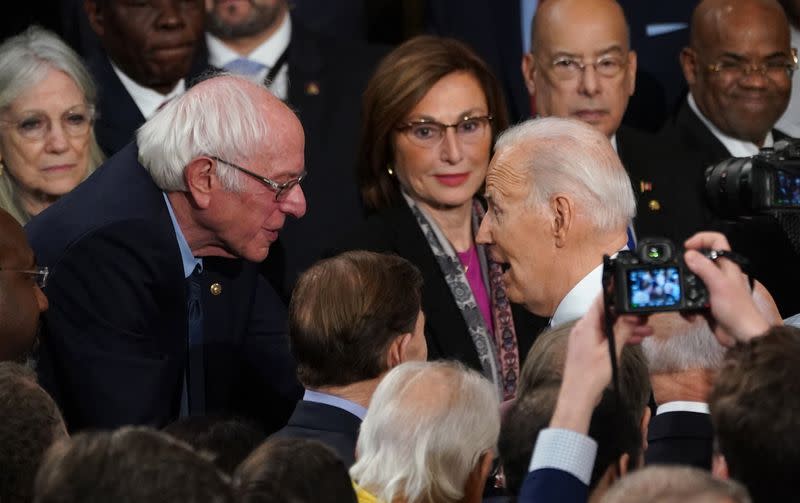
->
xmin=476 ymin=215 xmax=493 ymax=245
xmin=578 ymin=64 xmax=601 ymax=96
xmin=279 ymin=184 xmax=307 ymax=218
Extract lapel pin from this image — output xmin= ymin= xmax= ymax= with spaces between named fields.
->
xmin=305 ymin=81 xmax=320 ymax=96
xmin=210 ymin=283 xmax=222 ymax=296
xmin=640 ymin=180 xmax=653 ymax=193
xmin=648 ymin=199 xmax=661 ymax=211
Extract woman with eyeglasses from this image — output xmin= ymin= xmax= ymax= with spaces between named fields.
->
xmin=336 ymin=35 xmax=548 ymax=402
xmin=0 ymin=26 xmax=103 ymax=224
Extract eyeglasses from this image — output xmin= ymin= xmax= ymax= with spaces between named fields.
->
xmin=707 ymin=49 xmax=798 ymax=80
xmin=396 ymin=115 xmax=493 ymax=148
xmin=0 ymin=266 xmax=49 ymax=288
xmin=0 ymin=105 xmax=95 ymax=141
xmin=211 ymin=156 xmax=306 ymax=201
xmin=545 ymin=54 xmax=629 ymax=80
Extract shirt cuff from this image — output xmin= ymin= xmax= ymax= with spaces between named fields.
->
xmin=529 ymin=428 xmax=598 ymax=486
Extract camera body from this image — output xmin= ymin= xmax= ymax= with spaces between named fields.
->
xmin=603 ymin=238 xmax=710 ymax=314
xmin=705 ymin=139 xmax=800 ymax=218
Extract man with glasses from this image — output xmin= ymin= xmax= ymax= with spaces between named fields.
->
xmin=0 ymin=208 xmax=48 ymax=363
xmin=26 ymin=74 xmax=306 ymax=432
xmin=638 ymin=0 xmax=800 ymax=316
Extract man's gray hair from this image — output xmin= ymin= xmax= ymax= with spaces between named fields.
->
xmin=601 ymin=465 xmax=751 ymax=503
xmin=495 ymin=117 xmax=636 ymax=232
xmin=350 ymin=360 xmax=500 ymax=503
xmin=136 ymin=73 xmax=274 ymax=193
xmin=643 ymin=315 xmax=726 ymax=373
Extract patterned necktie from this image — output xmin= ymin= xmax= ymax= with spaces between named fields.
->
xmin=224 ymin=57 xmax=268 ymax=77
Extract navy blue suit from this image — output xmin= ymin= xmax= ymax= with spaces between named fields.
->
xmin=271 ymin=400 xmax=361 ymax=467
xmin=645 ymin=411 xmax=713 ymax=470
xmin=518 ymin=468 xmax=588 ymax=503
xmin=26 ymin=144 xmax=302 ymax=432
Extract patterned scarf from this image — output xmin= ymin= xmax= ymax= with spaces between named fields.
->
xmin=404 ymin=194 xmax=520 ymax=400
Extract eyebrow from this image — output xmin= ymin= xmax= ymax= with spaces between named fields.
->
xmin=550 ymin=45 xmax=626 ymax=58
xmin=405 ymin=108 xmax=488 ymax=123
xmin=719 ymin=51 xmax=790 ymax=61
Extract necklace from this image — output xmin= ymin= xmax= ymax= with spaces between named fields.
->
xmin=458 ymin=247 xmax=475 ymax=274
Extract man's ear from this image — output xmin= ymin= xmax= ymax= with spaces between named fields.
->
xmin=551 ymin=194 xmax=573 ymax=247
xmin=184 ymin=157 xmax=216 ymax=209
xmin=521 ymin=52 xmax=538 ymax=96
xmin=680 ymin=47 xmax=698 ymax=87
xmin=712 ymin=453 xmax=730 ymax=480
xmin=386 ymin=335 xmax=406 ymax=369
xmin=84 ymin=0 xmax=105 ymax=37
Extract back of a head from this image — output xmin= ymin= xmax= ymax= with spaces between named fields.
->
xmin=0 ymin=362 xmax=66 ymax=503
xmin=234 ymin=437 xmax=357 ymax=503
xmin=601 ymin=465 xmax=751 ymax=503
xmin=351 ymin=361 xmax=500 ymax=503
xmin=498 ymin=385 xmax=560 ymax=497
xmin=644 ymin=314 xmax=726 ymax=373
xmin=162 ymin=415 xmax=266 ymax=475
xmin=494 ymin=117 xmax=636 ymax=234
xmin=289 ymin=251 xmax=424 ymax=388
xmin=33 ymin=426 xmax=233 ymax=503
xmin=358 ymin=34 xmax=509 ymax=211
xmin=709 ymin=325 xmax=800 ymax=503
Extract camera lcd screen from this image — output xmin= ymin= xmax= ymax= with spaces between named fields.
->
xmin=627 ymin=267 xmax=681 ymax=309
xmin=773 ymin=168 xmax=800 ymax=207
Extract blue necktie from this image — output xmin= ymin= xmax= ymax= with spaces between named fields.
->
xmin=224 ymin=57 xmax=268 ymax=77
xmin=184 ymin=266 xmax=205 ymax=416
xmin=626 ymin=225 xmax=637 ymax=251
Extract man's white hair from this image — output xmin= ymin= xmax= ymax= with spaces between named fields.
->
xmin=643 ymin=315 xmax=725 ymax=373
xmin=350 ymin=360 xmax=500 ymax=503
xmin=495 ymin=117 xmax=636 ymax=232
xmin=136 ymin=73 xmax=274 ymax=193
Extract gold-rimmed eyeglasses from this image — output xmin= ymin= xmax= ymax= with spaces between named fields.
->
xmin=0 ymin=105 xmax=95 ymax=141
xmin=211 ymin=156 xmax=306 ymax=201
xmin=0 ymin=266 xmax=49 ymax=288
xmin=396 ymin=115 xmax=493 ymax=148
xmin=545 ymin=53 xmax=629 ymax=81
xmin=706 ymin=49 xmax=798 ymax=80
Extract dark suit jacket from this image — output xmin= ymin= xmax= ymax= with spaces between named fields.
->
xmin=26 ymin=143 xmax=303 ymax=432
xmin=271 ymin=399 xmax=361 ymax=467
xmin=260 ymin=23 xmax=387 ymax=301
xmin=635 ymin=98 xmax=800 ymax=315
xmin=86 ymin=46 xmax=211 ymax=158
xmin=518 ymin=468 xmax=588 ymax=503
xmin=645 ymin=411 xmax=713 ymax=470
xmin=334 ymin=203 xmax=548 ymax=373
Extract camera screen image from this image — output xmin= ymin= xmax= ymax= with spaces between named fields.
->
xmin=773 ymin=169 xmax=800 ymax=207
xmin=627 ymin=267 xmax=681 ymax=309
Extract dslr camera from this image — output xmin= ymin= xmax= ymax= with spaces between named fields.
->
xmin=603 ymin=238 xmax=710 ymax=314
xmin=705 ymin=138 xmax=800 ymax=218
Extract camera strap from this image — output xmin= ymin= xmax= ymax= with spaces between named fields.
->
xmin=601 ymin=255 xmax=622 ymax=402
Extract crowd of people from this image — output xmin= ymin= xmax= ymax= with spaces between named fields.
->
xmin=0 ymin=0 xmax=799 ymax=501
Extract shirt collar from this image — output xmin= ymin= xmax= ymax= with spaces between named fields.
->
xmin=550 ymin=262 xmax=604 ymax=327
xmin=688 ymin=93 xmax=773 ymax=157
xmin=111 ymin=61 xmax=185 ymax=120
xmin=162 ymin=192 xmax=202 ymax=278
xmin=303 ymin=389 xmax=367 ymax=421
xmin=656 ymin=401 xmax=710 ymax=415
xmin=610 ymin=133 xmax=618 ymax=153
xmin=206 ymin=12 xmax=292 ymax=69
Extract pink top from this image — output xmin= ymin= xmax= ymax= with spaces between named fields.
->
xmin=457 ymin=245 xmax=494 ymax=335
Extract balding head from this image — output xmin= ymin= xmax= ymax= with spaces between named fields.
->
xmin=682 ymin=0 xmax=793 ymax=145
xmin=0 ymin=209 xmax=48 ymax=362
xmin=522 ymin=0 xmax=636 ymax=138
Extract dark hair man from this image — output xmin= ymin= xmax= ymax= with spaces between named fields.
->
xmin=272 ymin=250 xmax=427 ymax=466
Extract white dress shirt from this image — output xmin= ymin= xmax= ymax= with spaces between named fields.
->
xmin=656 ymin=401 xmax=710 ymax=415
xmin=112 ymin=62 xmax=185 ymax=120
xmin=550 ymin=263 xmax=604 ymax=327
xmin=206 ymin=12 xmax=291 ymax=100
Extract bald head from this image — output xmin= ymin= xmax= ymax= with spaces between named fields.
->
xmin=522 ymin=0 xmax=637 ymax=138
xmin=532 ymin=0 xmax=630 ymax=53
xmin=682 ymin=0 xmax=793 ymax=144
xmin=0 ymin=209 xmax=48 ymax=362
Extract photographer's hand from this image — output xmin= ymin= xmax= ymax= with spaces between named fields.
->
xmin=684 ymin=232 xmax=770 ymax=346
xmin=550 ymin=295 xmax=653 ymax=434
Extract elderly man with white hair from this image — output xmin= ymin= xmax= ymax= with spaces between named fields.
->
xmin=350 ymin=360 xmax=500 ymax=503
xmin=477 ymin=116 xmax=636 ymax=326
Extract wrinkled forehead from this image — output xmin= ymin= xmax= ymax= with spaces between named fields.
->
xmin=485 ymin=148 xmax=531 ymax=202
xmin=535 ymin=0 xmax=631 ymax=54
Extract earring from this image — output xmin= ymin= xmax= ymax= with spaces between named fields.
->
xmin=387 ymin=164 xmax=394 ymax=176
